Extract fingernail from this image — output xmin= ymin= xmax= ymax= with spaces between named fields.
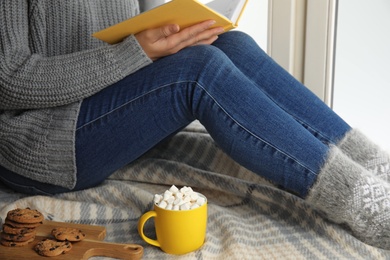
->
xmin=209 ymin=20 xmax=216 ymax=26
xmin=217 ymin=27 xmax=225 ymax=33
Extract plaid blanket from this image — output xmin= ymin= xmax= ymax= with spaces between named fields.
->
xmin=1 ymin=122 xmax=389 ymax=259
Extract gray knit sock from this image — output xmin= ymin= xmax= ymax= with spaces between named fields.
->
xmin=337 ymin=129 xmax=390 ymax=182
xmin=306 ymin=147 xmax=390 ymax=250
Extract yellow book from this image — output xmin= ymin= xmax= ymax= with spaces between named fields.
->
xmin=93 ymin=0 xmax=249 ymax=44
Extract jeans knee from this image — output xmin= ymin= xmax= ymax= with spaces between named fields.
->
xmin=181 ymin=45 xmax=231 ymax=73
xmin=216 ymin=31 xmax=268 ymax=59
xmin=223 ymin=30 xmax=252 ymax=42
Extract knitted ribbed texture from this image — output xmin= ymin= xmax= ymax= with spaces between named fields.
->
xmin=0 ymin=0 xmax=152 ymax=188
xmin=306 ymin=146 xmax=390 ymax=250
xmin=337 ymin=129 xmax=390 ymax=182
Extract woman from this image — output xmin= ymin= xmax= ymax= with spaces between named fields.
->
xmin=0 ymin=0 xmax=389 ymax=250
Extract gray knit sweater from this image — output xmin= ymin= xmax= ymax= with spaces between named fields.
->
xmin=0 ymin=0 xmax=152 ymax=189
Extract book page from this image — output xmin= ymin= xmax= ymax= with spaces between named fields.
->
xmin=205 ymin=0 xmax=247 ymax=23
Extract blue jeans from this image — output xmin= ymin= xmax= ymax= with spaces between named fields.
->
xmin=0 ymin=31 xmax=351 ymax=197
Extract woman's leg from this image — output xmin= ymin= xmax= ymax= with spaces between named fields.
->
xmin=212 ymin=32 xmax=390 ymax=182
xmin=0 ymin=42 xmax=328 ymax=196
xmin=2 ymin=40 xmax=390 ymax=249
xmin=212 ymin=31 xmax=351 ymax=145
xmin=74 ymin=44 xmax=328 ymax=198
xmin=73 ymin=41 xmax=390 ymax=250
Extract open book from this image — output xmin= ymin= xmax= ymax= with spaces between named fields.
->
xmin=93 ymin=0 xmax=248 ymax=44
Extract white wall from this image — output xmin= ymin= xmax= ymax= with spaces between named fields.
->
xmin=333 ymin=0 xmax=390 ymax=151
xmin=237 ymin=0 xmax=268 ymax=50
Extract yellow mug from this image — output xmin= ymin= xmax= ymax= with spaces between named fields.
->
xmin=138 ymin=193 xmax=207 ymax=255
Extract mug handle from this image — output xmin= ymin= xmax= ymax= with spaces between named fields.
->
xmin=138 ymin=211 xmax=161 ymax=247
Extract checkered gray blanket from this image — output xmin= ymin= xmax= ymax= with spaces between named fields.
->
xmin=1 ymin=122 xmax=389 ymax=259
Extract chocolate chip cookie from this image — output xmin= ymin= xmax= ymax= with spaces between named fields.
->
xmin=0 ymin=237 xmax=35 ymax=247
xmin=34 ymin=239 xmax=73 ymax=257
xmin=6 ymin=208 xmax=44 ymax=224
xmin=1 ymin=230 xmax=36 ymax=242
xmin=2 ymin=224 xmax=35 ymax=235
xmin=4 ymin=219 xmax=42 ymax=228
xmin=51 ymin=227 xmax=86 ymax=242
xmin=1 ymin=208 xmax=43 ymax=247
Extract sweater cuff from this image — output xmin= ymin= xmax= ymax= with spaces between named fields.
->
xmin=111 ymin=35 xmax=153 ymax=77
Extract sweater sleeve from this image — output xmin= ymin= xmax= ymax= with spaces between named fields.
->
xmin=0 ymin=1 xmax=152 ymax=110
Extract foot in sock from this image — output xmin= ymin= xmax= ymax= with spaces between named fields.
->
xmin=306 ymin=147 xmax=390 ymax=250
xmin=337 ymin=129 xmax=390 ymax=182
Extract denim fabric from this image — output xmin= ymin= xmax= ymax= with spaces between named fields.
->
xmin=0 ymin=31 xmax=351 ymax=197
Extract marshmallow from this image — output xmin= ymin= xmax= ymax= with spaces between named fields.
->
xmin=169 ymin=185 xmax=179 ymax=193
xmin=196 ymin=197 xmax=206 ymax=206
xmin=183 ymin=196 xmax=191 ymax=203
xmin=158 ymin=200 xmax=168 ymax=209
xmin=173 ymin=198 xmax=182 ymax=205
xmin=180 ymin=203 xmax=191 ymax=211
xmin=190 ymin=193 xmax=199 ymax=201
xmin=154 ymin=194 xmax=163 ymax=204
xmin=191 ymin=204 xmax=200 ymax=210
xmin=175 ymin=192 xmax=183 ymax=200
xmin=180 ymin=186 xmax=190 ymax=194
xmin=154 ymin=185 xmax=206 ymax=210
xmin=163 ymin=190 xmax=172 ymax=200
xmin=166 ymin=196 xmax=175 ymax=204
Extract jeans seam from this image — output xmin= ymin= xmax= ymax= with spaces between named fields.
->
xmin=254 ymin=88 xmax=334 ymax=145
xmin=76 ymin=79 xmax=318 ymax=178
xmin=194 ymin=82 xmax=318 ymax=178
xmin=77 ymin=83 xmax=181 ymax=131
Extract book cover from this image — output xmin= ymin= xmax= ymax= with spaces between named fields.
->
xmin=93 ymin=0 xmax=248 ymax=44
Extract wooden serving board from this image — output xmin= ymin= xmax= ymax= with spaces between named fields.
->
xmin=0 ymin=220 xmax=143 ymax=260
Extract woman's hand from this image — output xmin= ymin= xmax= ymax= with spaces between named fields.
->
xmin=135 ymin=20 xmax=224 ymax=61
